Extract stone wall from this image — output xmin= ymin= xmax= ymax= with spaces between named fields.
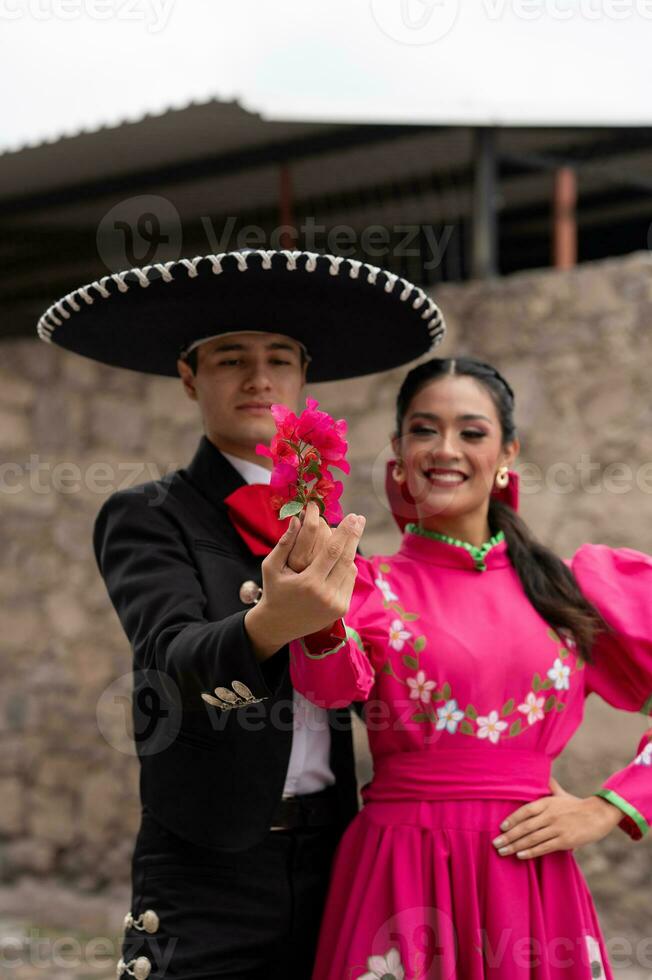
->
xmin=1 ymin=250 xmax=651 ymax=962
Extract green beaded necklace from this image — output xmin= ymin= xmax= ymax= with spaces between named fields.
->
xmin=405 ymin=524 xmax=505 ymax=572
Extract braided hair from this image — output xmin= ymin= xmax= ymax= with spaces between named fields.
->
xmin=394 ymin=356 xmax=609 ymax=662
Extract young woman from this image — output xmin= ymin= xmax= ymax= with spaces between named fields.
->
xmin=247 ymin=356 xmax=652 ymax=979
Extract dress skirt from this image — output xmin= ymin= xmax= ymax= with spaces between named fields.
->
xmin=310 ymin=798 xmax=611 ymax=980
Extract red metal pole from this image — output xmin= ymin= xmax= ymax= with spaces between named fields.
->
xmin=552 ymin=167 xmax=577 ymax=269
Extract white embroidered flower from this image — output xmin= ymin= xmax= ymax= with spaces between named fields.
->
xmin=436 ymin=698 xmax=465 ymax=733
xmin=517 ymin=691 xmax=545 ymax=725
xmin=388 ymin=618 xmax=411 ymax=651
xmin=407 ymin=670 xmax=436 ymax=703
xmin=634 ymin=741 xmax=652 ymax=766
xmin=374 ymin=572 xmax=398 ymax=603
xmin=585 ymin=934 xmax=604 ymax=977
xmin=547 ymin=657 xmax=571 ymax=691
xmin=358 ymin=947 xmax=405 ymax=980
xmin=558 ymin=627 xmax=578 ymax=652
xmin=476 ymin=710 xmax=508 ymax=744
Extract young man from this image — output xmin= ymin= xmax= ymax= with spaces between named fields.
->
xmin=36 ymin=249 xmax=446 ymax=978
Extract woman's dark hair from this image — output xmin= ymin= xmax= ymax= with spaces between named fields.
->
xmin=395 ymin=356 xmax=610 ymax=662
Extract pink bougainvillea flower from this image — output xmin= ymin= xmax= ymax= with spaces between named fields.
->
xmin=256 ymin=397 xmax=349 ymax=522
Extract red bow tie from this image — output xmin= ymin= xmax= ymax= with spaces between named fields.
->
xmin=224 ymin=484 xmax=291 ymax=556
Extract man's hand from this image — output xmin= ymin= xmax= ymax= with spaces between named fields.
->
xmin=491 ymin=779 xmax=624 ymax=859
xmin=286 ymin=500 xmax=333 ymax=573
xmin=244 ymin=510 xmax=365 ymax=661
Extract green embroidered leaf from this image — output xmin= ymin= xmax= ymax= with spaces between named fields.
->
xmin=501 ymin=698 xmax=515 ymax=717
xmin=402 ymin=613 xmax=420 ymax=622
xmin=559 ymin=647 xmax=569 ymax=659
xmin=413 ymin=635 xmax=426 ymax=653
xmin=640 ymin=693 xmax=652 ymax=716
xmin=509 ymin=719 xmax=522 ymax=737
xmin=460 ymin=720 xmax=475 ymax=735
xmin=279 ymin=500 xmax=305 ymax=519
xmin=541 ymin=678 xmax=553 ymax=690
xmin=556 ymin=701 xmax=566 ymax=711
xmin=575 ymin=658 xmax=585 ymax=670
xmin=544 ymin=695 xmax=556 ymax=712
xmin=441 ymin=682 xmax=451 ymax=700
xmin=547 ymin=628 xmax=561 ymax=643
xmin=402 ymin=655 xmax=419 ymax=670
xmin=411 ymin=712 xmax=430 ymax=722
xmin=466 ymin=704 xmax=478 ymax=720
xmin=379 ymin=562 xmax=391 ymax=573
xmin=532 ymin=672 xmax=542 ymax=693
xmin=381 ymin=661 xmax=394 ymax=675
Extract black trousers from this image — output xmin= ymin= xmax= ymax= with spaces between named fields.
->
xmin=120 ymin=805 xmax=341 ymax=980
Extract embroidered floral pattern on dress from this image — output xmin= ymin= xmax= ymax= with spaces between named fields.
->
xmin=634 ymin=741 xmax=652 ymax=766
xmin=584 ymin=934 xmax=605 ymax=977
xmin=374 ymin=561 xmax=584 ymax=743
xmin=357 ymin=947 xmax=405 ymax=980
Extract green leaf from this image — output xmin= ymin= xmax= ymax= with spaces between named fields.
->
xmin=509 ymin=719 xmax=522 ymax=737
xmin=501 ymin=698 xmax=515 ymax=717
xmin=379 ymin=563 xmax=391 ymax=573
xmin=547 ymin=628 xmax=560 ymax=643
xmin=413 ymin=636 xmax=426 ymax=653
xmin=558 ymin=647 xmax=569 ymax=659
xmin=465 ymin=704 xmax=478 ymax=720
xmin=381 ymin=661 xmax=394 ymax=675
xmin=556 ymin=701 xmax=566 ymax=711
xmin=402 ymin=655 xmax=419 ymax=670
xmin=402 ymin=613 xmax=420 ymax=622
xmin=441 ymin=682 xmax=451 ymax=701
xmin=532 ymin=672 xmax=542 ymax=693
xmin=412 ymin=712 xmax=433 ymax=723
xmin=306 ymin=460 xmax=321 ymax=476
xmin=279 ymin=500 xmax=304 ymax=519
xmin=460 ymin=720 xmax=475 ymax=735
xmin=541 ymin=678 xmax=553 ymax=690
xmin=575 ymin=658 xmax=585 ymax=671
xmin=544 ymin=695 xmax=556 ymax=712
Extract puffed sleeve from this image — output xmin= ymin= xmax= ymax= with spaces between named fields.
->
xmin=289 ymin=555 xmax=389 ymax=709
xmin=570 ymin=542 xmax=652 ymax=840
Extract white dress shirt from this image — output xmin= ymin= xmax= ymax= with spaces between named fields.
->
xmin=222 ymin=450 xmax=336 ymax=797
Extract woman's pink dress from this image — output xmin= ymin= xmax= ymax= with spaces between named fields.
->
xmin=289 ymin=529 xmax=652 ymax=980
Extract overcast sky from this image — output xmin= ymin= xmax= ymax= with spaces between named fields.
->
xmin=2 ymin=0 xmax=652 ymax=152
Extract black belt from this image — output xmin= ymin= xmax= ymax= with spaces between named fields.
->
xmin=270 ymin=786 xmax=339 ymax=832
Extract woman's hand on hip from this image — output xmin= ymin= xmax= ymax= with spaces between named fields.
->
xmin=491 ymin=779 xmax=625 ymax=859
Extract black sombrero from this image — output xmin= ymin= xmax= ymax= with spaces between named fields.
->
xmin=36 ymin=249 xmax=446 ymax=382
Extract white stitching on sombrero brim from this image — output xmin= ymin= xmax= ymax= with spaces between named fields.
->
xmin=37 ymin=250 xmax=445 ymax=351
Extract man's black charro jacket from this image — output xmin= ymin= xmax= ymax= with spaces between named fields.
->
xmin=93 ymin=435 xmax=359 ymax=851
